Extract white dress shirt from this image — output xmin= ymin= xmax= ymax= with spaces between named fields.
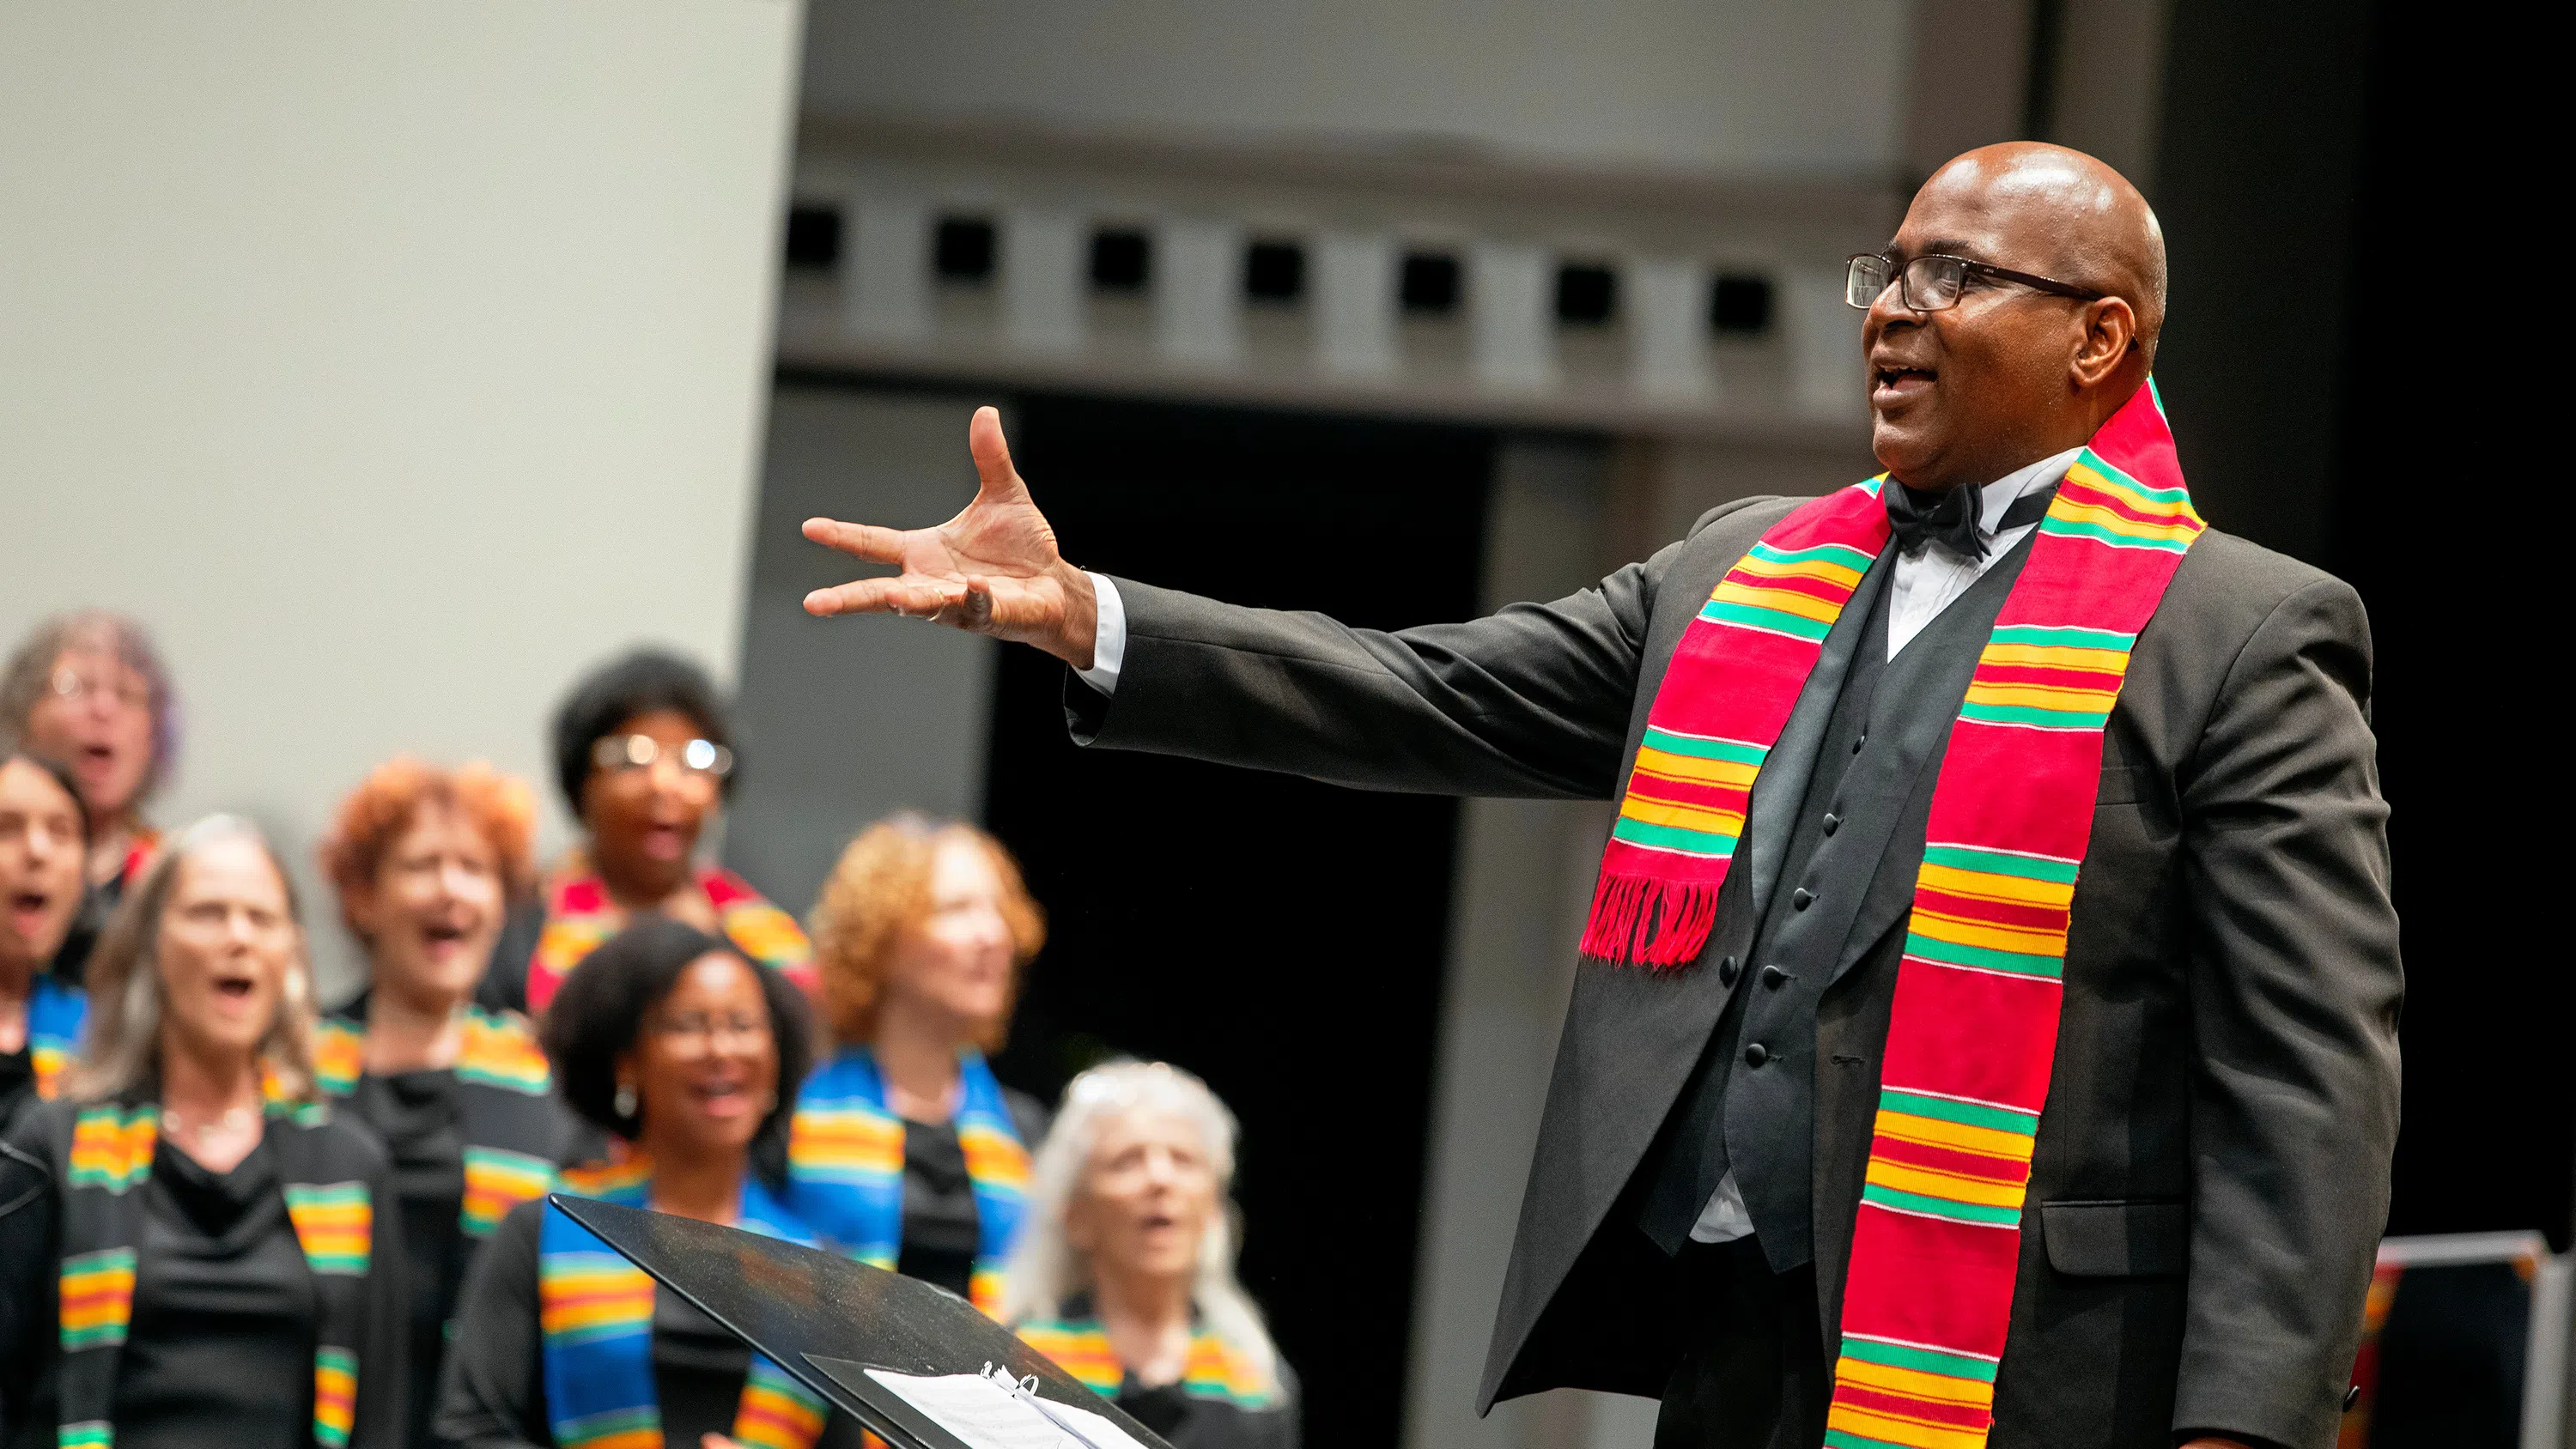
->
xmin=1071 ymin=446 xmax=2083 ymax=1248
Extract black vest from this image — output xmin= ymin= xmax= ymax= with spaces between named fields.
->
xmin=1637 ymin=530 xmax=2039 ymax=1270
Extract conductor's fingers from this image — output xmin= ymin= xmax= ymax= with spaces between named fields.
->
xmin=967 ymin=405 xmax=1026 ymax=500
xmin=801 ymin=575 xmax=967 ymax=619
xmin=801 ymin=517 xmax=909 ymax=563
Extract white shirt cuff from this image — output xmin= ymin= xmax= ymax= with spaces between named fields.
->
xmin=1074 ymin=572 xmax=1126 ymax=696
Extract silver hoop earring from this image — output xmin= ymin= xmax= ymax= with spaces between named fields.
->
xmin=613 ymin=1082 xmax=637 ymax=1119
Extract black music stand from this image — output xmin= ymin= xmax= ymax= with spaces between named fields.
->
xmin=549 ymin=1194 xmax=1175 ymax=1449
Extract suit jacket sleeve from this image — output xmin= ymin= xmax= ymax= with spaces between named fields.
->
xmin=1066 ymin=527 xmax=1720 ymax=800
xmin=2171 ymin=577 xmax=2402 ymax=1449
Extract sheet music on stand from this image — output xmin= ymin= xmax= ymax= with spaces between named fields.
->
xmin=545 ymin=1195 xmax=1174 ymax=1449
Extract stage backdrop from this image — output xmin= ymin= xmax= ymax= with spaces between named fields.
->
xmin=0 ymin=0 xmax=806 ymax=993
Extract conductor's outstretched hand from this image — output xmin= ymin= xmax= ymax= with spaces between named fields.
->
xmin=800 ymin=406 xmax=1100 ymax=668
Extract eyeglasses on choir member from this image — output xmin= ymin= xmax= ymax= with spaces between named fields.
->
xmin=477 ymin=648 xmax=812 ymax=1022
xmin=0 ymin=814 xmax=411 ymax=1449
xmin=786 ymin=813 xmax=1050 ymax=1313
xmin=314 ymin=756 xmax=582 ymax=1448
xmin=434 ymin=914 xmax=888 ymax=1449
xmin=1005 ymin=1060 xmax=1299 ymax=1449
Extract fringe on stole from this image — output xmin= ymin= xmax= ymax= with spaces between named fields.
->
xmin=1580 ymin=873 xmax=1720 ymax=968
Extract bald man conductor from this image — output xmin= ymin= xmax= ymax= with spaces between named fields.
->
xmin=805 ymin=146 xmax=2399 ymax=1449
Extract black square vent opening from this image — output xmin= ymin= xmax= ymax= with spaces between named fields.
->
xmin=1244 ymin=239 xmax=1306 ymax=303
xmin=1555 ymin=262 xmax=1618 ymax=325
xmin=1090 ymin=228 xmax=1151 ymax=293
xmin=784 ymin=204 xmax=841 ymax=270
xmin=1711 ymin=274 xmax=1775 ymax=335
xmin=1400 ymin=252 xmax=1461 ymax=314
xmin=935 ymin=216 xmax=996 ymax=282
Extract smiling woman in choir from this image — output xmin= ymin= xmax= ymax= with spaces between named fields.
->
xmin=314 ymin=758 xmax=577 ymax=1448
xmin=434 ymin=916 xmax=870 ymax=1449
xmin=0 ymin=752 xmax=93 ymax=1130
xmin=1007 ymin=1061 xmax=1297 ymax=1449
xmin=477 ymin=650 xmax=811 ymax=1020
xmin=0 ymin=815 xmax=410 ymax=1449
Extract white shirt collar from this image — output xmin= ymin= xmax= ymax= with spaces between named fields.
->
xmin=1972 ymin=446 xmax=2086 ymax=539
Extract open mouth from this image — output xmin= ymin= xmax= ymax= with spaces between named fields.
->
xmin=7 ymin=888 xmax=53 ymax=936
xmin=1873 ymin=365 xmax=1936 ymax=403
xmin=210 ymin=973 xmax=258 ymax=1006
xmin=419 ymin=919 xmax=471 ymax=958
xmin=689 ymin=1076 xmax=756 ymax=1119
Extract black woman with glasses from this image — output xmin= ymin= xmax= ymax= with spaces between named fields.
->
xmin=477 ymin=650 xmax=813 ymax=1021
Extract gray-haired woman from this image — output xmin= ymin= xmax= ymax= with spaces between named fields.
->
xmin=0 ymin=611 xmax=183 ymax=973
xmin=1005 ymin=1061 xmax=1298 ymax=1449
xmin=0 ymin=816 xmax=409 ymax=1449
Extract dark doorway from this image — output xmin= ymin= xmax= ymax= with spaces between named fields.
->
xmin=978 ymin=395 xmax=1493 ymax=1446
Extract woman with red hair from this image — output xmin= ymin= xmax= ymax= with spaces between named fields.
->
xmin=316 ymin=758 xmax=575 ymax=1449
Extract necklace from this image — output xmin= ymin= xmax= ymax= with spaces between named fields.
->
xmin=162 ymin=1104 xmax=258 ymax=1142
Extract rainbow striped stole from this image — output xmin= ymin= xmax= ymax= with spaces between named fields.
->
xmin=52 ymin=1099 xmax=383 ymax=1449
xmin=526 ymin=867 xmax=816 ymax=1014
xmin=27 ymin=973 xmax=86 ymax=1101
xmin=786 ymin=1046 xmax=1031 ymax=1316
xmin=1821 ymin=382 xmax=2202 ymax=1449
xmin=540 ymin=1158 xmax=830 ymax=1449
xmin=313 ymin=1004 xmax=561 ymax=1237
xmin=1581 ymin=495 xmax=1886 ymax=965
xmin=1014 ymin=1313 xmax=1282 ymax=1410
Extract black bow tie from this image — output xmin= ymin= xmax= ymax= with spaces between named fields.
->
xmin=1884 ymin=480 xmax=2057 ymax=561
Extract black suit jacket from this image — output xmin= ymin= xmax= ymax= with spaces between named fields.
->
xmin=1072 ymin=495 xmax=2402 ymax=1449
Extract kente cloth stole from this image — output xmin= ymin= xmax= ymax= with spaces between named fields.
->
xmin=786 ymin=1046 xmax=1031 ymax=1317
xmin=53 ymin=1096 xmax=376 ymax=1449
xmin=541 ymin=1158 xmax=831 ymax=1449
xmin=118 ymin=828 xmax=161 ymax=889
xmin=313 ymin=1004 xmax=561 ymax=1236
xmin=27 ymin=973 xmax=86 ymax=1100
xmin=1577 ymin=383 xmax=2203 ymax=1449
xmin=1016 ymin=1314 xmax=1281 ymax=1410
xmin=525 ymin=866 xmax=816 ymax=1015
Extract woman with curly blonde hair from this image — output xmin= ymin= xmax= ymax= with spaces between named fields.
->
xmin=314 ymin=758 xmax=575 ymax=1448
xmin=785 ymin=813 xmax=1048 ymax=1315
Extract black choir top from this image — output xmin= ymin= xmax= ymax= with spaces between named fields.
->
xmin=892 ymin=1094 xmax=1052 ymax=1302
xmin=0 ymin=1043 xmax=33 ymax=1137
xmin=431 ymin=1197 xmax=872 ymax=1449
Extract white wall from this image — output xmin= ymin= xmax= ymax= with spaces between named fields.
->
xmin=0 ymin=0 xmax=807 ymax=993
xmin=802 ymin=0 xmax=1913 ymax=177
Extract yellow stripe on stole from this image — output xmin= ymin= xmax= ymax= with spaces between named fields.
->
xmin=790 ymin=1110 xmax=904 ymax=1174
xmin=1867 ymin=1158 xmax=2027 ymax=1210
xmin=1873 ymin=1110 xmax=2037 ymax=1163
xmin=2068 ymin=461 xmax=2204 ymax=524
xmin=1914 ymin=863 xmax=2074 ymax=910
xmin=1619 ymin=797 xmax=1747 ymax=836
xmin=1977 ymin=642 xmax=2133 ymax=676
xmin=957 ymin=1126 xmax=1030 ymax=1191
xmin=1960 ymin=681 xmax=2123 ymax=713
xmin=2051 ymin=495 xmax=2201 ymax=544
xmin=1906 ymin=907 xmax=2066 ymax=957
xmin=1733 ymin=553 xmax=1866 ymax=590
xmin=1834 ymin=1356 xmax=1996 ymax=1410
xmin=1827 ymin=1401 xmax=1992 ymax=1449
xmin=1710 ymin=578 xmax=1844 ymax=625
xmin=1630 ymin=748 xmax=1760 ymax=789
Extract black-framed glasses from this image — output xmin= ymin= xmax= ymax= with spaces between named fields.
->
xmin=591 ymin=733 xmax=734 ymax=779
xmin=1845 ymin=252 xmax=2106 ymax=312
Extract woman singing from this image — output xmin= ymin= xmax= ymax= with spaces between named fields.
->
xmin=435 ymin=917 xmax=866 ymax=1449
xmin=0 ymin=815 xmax=410 ymax=1449
xmin=787 ymin=815 xmax=1047 ymax=1314
xmin=315 ymin=759 xmax=577 ymax=1447
xmin=1 ymin=752 xmax=92 ymax=1129
xmin=1008 ymin=1062 xmax=1297 ymax=1449
xmin=478 ymin=651 xmax=811 ymax=1018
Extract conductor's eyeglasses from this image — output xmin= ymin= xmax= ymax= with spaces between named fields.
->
xmin=1845 ymin=252 xmax=2106 ymax=312
xmin=591 ymin=733 xmax=734 ymax=779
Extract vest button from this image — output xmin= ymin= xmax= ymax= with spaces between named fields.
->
xmin=1760 ymin=965 xmax=1790 ymax=989
xmin=1851 ymin=733 xmax=1868 ymax=754
xmin=1743 ymin=1042 xmax=1771 ymax=1068
xmin=1822 ymin=812 xmax=1840 ymax=836
xmin=1717 ymin=955 xmax=1741 ymax=986
xmin=1792 ymin=888 xmax=1814 ymax=911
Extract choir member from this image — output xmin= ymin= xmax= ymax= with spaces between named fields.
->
xmin=434 ymin=917 xmax=867 ymax=1449
xmin=1007 ymin=1061 xmax=1297 ymax=1449
xmin=787 ymin=815 xmax=1047 ymax=1313
xmin=0 ymin=612 xmax=180 ymax=974
xmin=0 ymin=815 xmax=410 ymax=1449
xmin=315 ymin=758 xmax=579 ymax=1447
xmin=478 ymin=650 xmax=811 ymax=1018
xmin=1 ymin=752 xmax=90 ymax=1129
